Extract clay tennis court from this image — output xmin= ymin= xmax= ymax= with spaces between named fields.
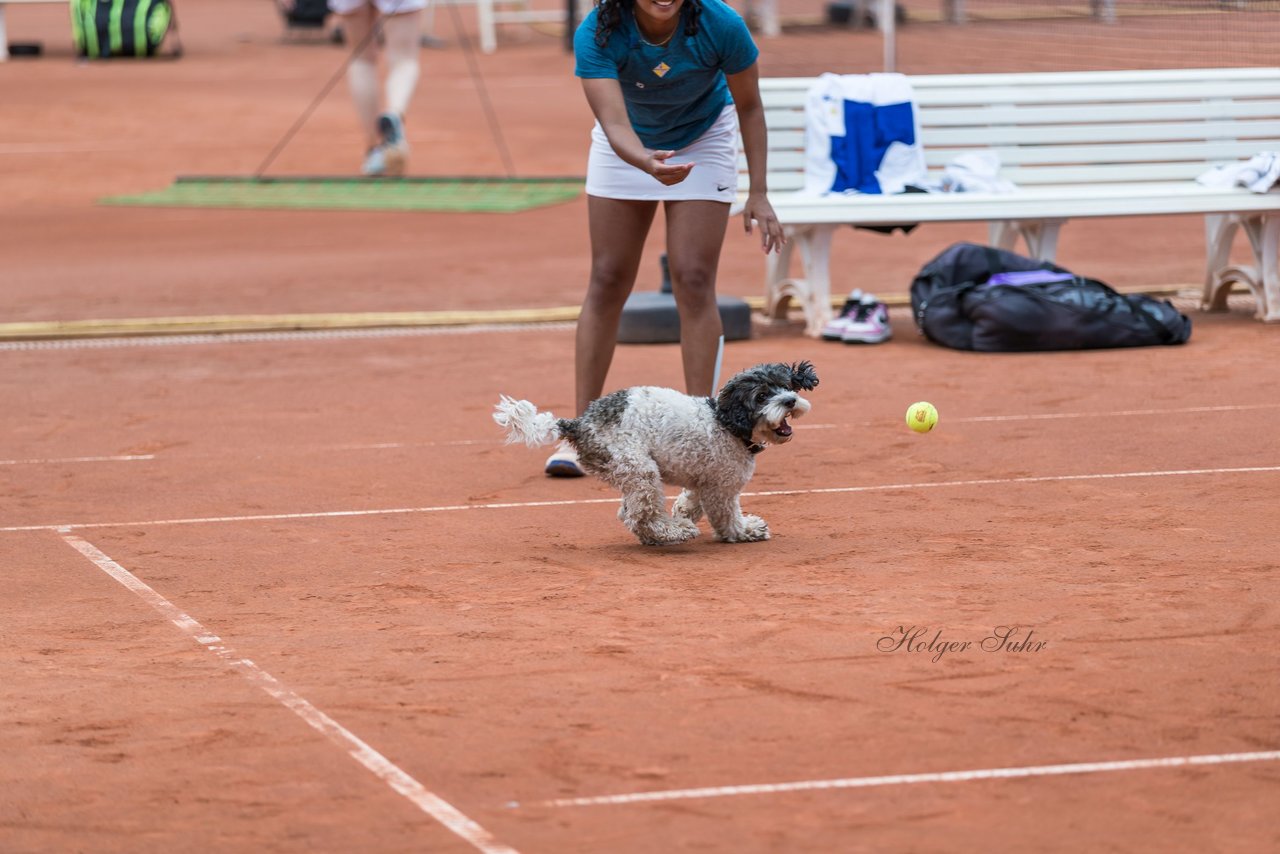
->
xmin=3 ymin=1 xmax=1279 ymax=851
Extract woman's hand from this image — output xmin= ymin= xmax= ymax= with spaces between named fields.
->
xmin=742 ymin=191 xmax=785 ymax=254
xmin=647 ymin=150 xmax=695 ymax=186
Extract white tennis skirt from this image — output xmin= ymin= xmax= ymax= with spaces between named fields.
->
xmin=328 ymin=0 xmax=427 ymax=15
xmin=586 ymin=104 xmax=740 ymax=203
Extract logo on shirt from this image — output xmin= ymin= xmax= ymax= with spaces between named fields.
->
xmin=652 ymin=62 xmax=670 ymax=78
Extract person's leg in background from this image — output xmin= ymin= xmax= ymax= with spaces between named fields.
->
xmin=334 ymin=2 xmax=384 ymax=174
xmin=377 ymin=8 xmax=423 ymax=174
xmin=663 ymin=200 xmax=730 ymax=397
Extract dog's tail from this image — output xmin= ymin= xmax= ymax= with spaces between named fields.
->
xmin=493 ymin=395 xmax=562 ymax=448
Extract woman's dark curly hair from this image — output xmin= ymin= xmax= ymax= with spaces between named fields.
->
xmin=594 ymin=0 xmax=702 ymax=48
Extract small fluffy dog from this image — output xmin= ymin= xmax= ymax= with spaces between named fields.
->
xmin=493 ymin=361 xmax=818 ymax=546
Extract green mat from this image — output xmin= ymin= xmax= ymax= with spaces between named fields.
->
xmin=102 ymin=176 xmax=585 ymax=213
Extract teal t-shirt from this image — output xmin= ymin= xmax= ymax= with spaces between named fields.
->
xmin=573 ymin=0 xmax=759 ymax=151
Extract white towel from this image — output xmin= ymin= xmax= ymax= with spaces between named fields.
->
xmin=935 ymin=151 xmax=1017 ymax=194
xmin=802 ymin=72 xmax=927 ymax=196
xmin=1196 ymin=152 xmax=1280 ymax=194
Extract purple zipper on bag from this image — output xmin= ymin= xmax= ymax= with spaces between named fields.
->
xmin=985 ymin=270 xmax=1077 ymax=287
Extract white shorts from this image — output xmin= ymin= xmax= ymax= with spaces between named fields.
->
xmin=585 ymin=104 xmax=740 ymax=203
xmin=327 ymin=0 xmax=427 ymax=15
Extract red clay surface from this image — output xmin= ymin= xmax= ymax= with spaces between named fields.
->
xmin=3 ymin=2 xmax=1279 ymax=852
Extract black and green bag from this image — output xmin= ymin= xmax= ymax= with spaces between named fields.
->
xmin=70 ymin=0 xmax=179 ymax=58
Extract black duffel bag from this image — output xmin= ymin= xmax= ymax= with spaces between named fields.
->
xmin=909 ymin=242 xmax=1191 ymax=351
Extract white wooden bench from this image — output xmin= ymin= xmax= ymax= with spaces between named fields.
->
xmin=0 ymin=0 xmax=65 ymax=61
xmin=735 ymin=67 xmax=1280 ymax=335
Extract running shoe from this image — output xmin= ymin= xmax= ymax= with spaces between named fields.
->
xmin=842 ymin=297 xmax=893 ymax=344
xmin=544 ymin=440 xmax=585 ymax=478
xmin=819 ymin=289 xmax=865 ymax=340
xmin=362 ymin=145 xmax=387 ymax=176
xmin=377 ymin=112 xmax=409 ymax=176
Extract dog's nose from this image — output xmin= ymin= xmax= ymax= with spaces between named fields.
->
xmin=782 ymin=395 xmax=797 ymax=409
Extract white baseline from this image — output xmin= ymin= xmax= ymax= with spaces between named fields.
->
xmin=519 ymin=750 xmax=1280 ymax=809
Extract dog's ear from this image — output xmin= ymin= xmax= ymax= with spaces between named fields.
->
xmin=714 ymin=375 xmax=758 ymax=444
xmin=789 ymin=361 xmax=819 ymax=391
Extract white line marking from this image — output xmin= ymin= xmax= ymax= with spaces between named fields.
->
xmin=4 ymin=497 xmax=625 ymax=533
xmin=4 ymin=464 xmax=1276 ymax=534
xmin=325 ymin=439 xmax=493 ymax=451
xmin=0 ymin=454 xmax=154 ymax=466
xmin=804 ymin=403 xmax=1279 ymax=430
xmin=519 ymin=750 xmax=1280 ymax=809
xmin=952 ymin=403 xmax=1280 ymax=423
xmin=2 ymin=404 xmax=1270 ymax=467
xmin=58 ymin=533 xmax=519 ymax=854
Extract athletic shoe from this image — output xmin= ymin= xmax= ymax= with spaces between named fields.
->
xmin=820 ymin=289 xmax=865 ymax=340
xmin=362 ymin=145 xmax=387 ymax=176
xmin=842 ymin=297 xmax=893 ymax=344
xmin=377 ymin=112 xmax=409 ymax=176
xmin=544 ymin=440 xmax=585 ymax=478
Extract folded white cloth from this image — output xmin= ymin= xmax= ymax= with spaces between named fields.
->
xmin=1196 ymin=151 xmax=1280 ymax=193
xmin=923 ymin=151 xmax=1017 ymax=194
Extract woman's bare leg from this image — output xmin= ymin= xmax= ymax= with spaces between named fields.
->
xmin=576 ymin=195 xmax=658 ymax=415
xmin=664 ymin=199 xmax=730 ymax=396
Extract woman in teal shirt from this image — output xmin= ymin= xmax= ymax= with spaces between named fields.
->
xmin=545 ymin=0 xmax=785 ymax=477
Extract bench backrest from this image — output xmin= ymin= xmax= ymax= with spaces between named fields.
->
xmin=744 ymin=67 xmax=1280 ymax=193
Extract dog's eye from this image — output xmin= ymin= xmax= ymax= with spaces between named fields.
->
xmin=756 ymin=391 xmax=769 ymax=403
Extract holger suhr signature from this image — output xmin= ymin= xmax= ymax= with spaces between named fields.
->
xmin=878 ymin=625 xmax=1048 ymax=663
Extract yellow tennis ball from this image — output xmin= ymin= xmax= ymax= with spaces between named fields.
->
xmin=906 ymin=401 xmax=938 ymax=433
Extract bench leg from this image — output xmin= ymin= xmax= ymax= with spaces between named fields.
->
xmin=762 ymin=224 xmax=836 ymax=337
xmin=989 ymin=219 xmax=1064 ymax=261
xmin=796 ymin=225 xmax=836 ymax=336
xmin=1243 ymin=215 xmax=1280 ymax=322
xmin=762 ymin=230 xmax=797 ymax=320
xmin=1204 ymin=213 xmax=1279 ymax=321
xmin=1201 ymin=214 xmax=1242 ymax=312
xmin=477 ymin=0 xmax=498 ymax=53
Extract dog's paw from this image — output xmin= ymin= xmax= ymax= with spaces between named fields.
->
xmin=637 ymin=518 xmax=700 ymax=546
xmin=673 ymin=517 xmax=701 ymax=540
xmin=719 ymin=514 xmax=771 ymax=543
xmin=671 ymin=491 xmax=704 ymax=524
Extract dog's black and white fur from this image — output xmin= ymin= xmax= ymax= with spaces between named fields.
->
xmin=494 ymin=362 xmax=818 ymax=546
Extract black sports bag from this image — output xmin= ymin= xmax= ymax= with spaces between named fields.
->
xmin=909 ymin=242 xmax=1192 ymax=351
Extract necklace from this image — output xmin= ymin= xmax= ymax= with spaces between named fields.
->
xmin=634 ymin=12 xmax=677 ymax=47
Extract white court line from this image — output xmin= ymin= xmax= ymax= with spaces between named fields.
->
xmin=2 ymin=404 xmax=1271 ymax=467
xmin=519 ymin=749 xmax=1280 ymax=809
xmin=952 ymin=403 xmax=1280 ymax=423
xmin=3 ymin=464 xmax=1277 ymax=534
xmin=58 ymin=533 xmax=520 ymax=854
xmin=0 ymin=454 xmax=154 ymax=466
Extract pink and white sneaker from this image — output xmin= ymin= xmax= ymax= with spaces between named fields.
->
xmin=841 ymin=297 xmax=892 ymax=344
xmin=820 ymin=289 xmax=865 ymax=340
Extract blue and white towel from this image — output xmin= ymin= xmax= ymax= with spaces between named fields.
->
xmin=803 ymin=72 xmax=927 ymax=196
